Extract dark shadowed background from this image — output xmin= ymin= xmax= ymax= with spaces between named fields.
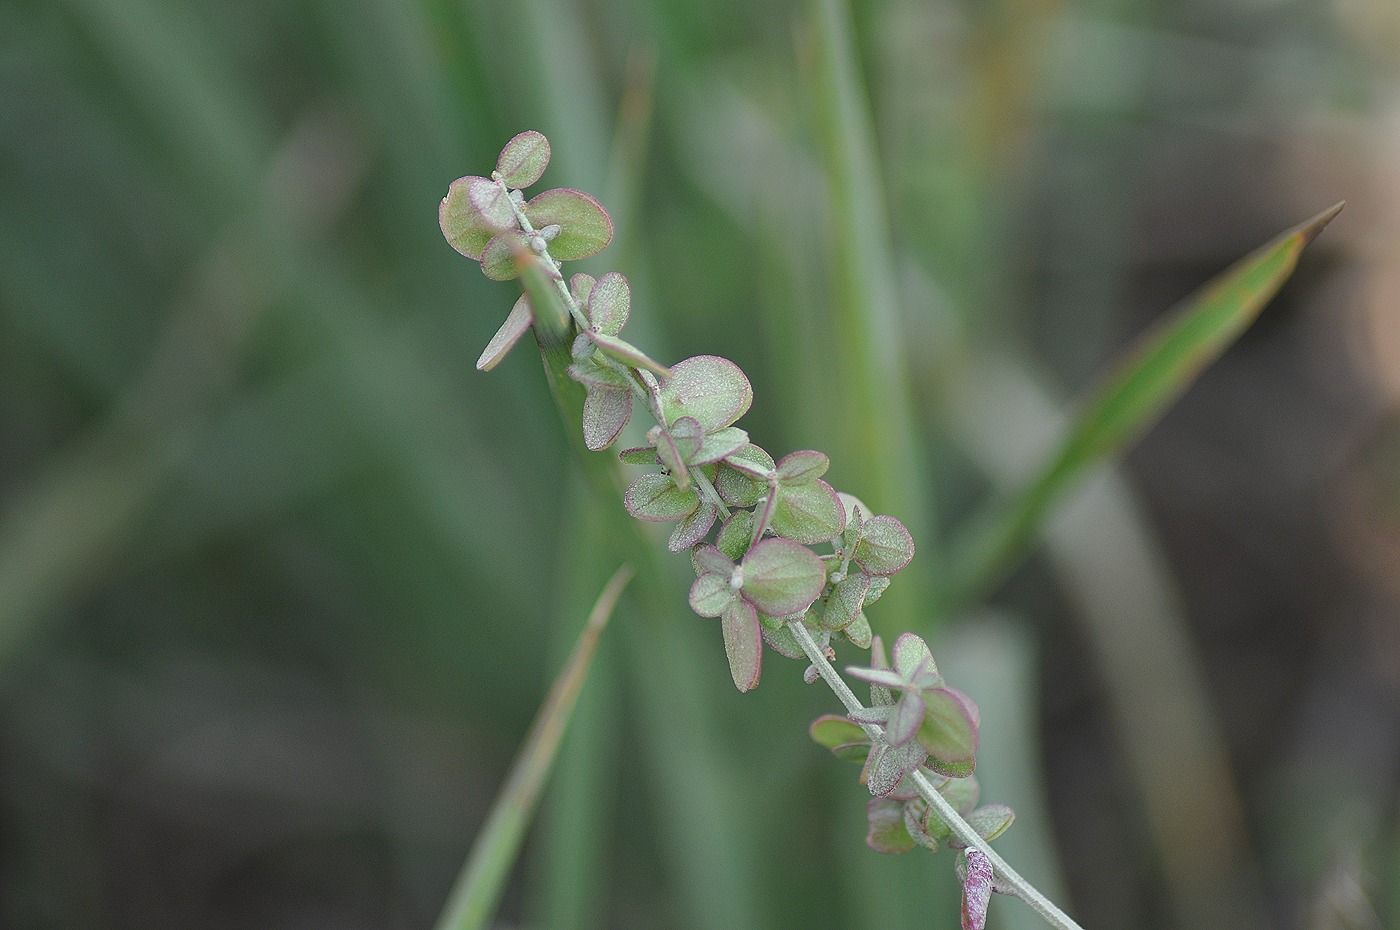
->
xmin=3 ymin=0 xmax=1399 ymax=928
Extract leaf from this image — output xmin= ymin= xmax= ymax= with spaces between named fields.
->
xmin=715 ymin=463 xmax=766 ymax=508
xmin=480 ymin=231 xmax=529 ymax=281
xmin=962 ymin=804 xmax=1015 ymax=844
xmin=866 ymin=798 xmax=917 ymax=855
xmin=618 ymin=446 xmax=658 ymax=466
xmin=691 ymin=544 xmax=735 ymax=578
xmin=853 ymin=514 xmax=915 ymax=576
xmin=810 ymin=714 xmax=868 ymax=750
xmin=586 ymin=271 xmax=630 ymax=336
xmin=886 ymin=691 xmax=926 ymax=747
xmin=570 ymin=273 xmax=596 ymax=307
xmin=721 ymin=599 xmax=762 ymax=692
xmin=524 ymin=188 xmax=614 ymax=261
xmin=820 ymin=572 xmax=870 ymax=632
xmin=587 ymin=331 xmax=671 ymax=377
xmin=439 ymin=176 xmax=496 ymax=260
xmin=688 ymin=427 xmax=749 ymax=465
xmin=624 ymin=474 xmax=699 ymax=522
xmin=496 ymin=130 xmax=551 ymax=188
xmin=769 ymin=478 xmax=844 ymax=544
xmin=947 ymin=202 xmax=1345 ymax=609
xmin=669 ymin=501 xmax=718 ymax=552
xmin=466 ymin=176 xmax=516 ymax=230
xmin=759 ymin=617 xmax=806 ymax=660
xmin=658 ymin=356 xmax=753 ymax=432
xmin=666 ymin=417 xmax=706 ymax=462
xmin=843 ymin=613 xmax=872 ymax=649
xmin=581 ymin=386 xmax=631 ymax=452
xmin=775 ymin=450 xmax=830 ymax=483
xmin=433 ymin=566 xmax=631 ymax=930
xmin=917 ymin=687 xmax=980 ymax=777
xmin=739 ymin=538 xmax=826 ymax=617
xmin=689 ymin=570 xmax=734 ymax=618
xmin=476 ymin=296 xmax=534 ymax=371
xmin=723 ymin=443 xmax=775 ymax=479
xmin=892 ymin=632 xmax=937 ymax=682
xmin=865 ymin=738 xmax=928 ymax=798
xmin=715 ymin=510 xmax=754 ymax=562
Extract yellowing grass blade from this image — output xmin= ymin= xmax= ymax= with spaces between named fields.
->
xmin=946 ymin=203 xmax=1344 ymax=611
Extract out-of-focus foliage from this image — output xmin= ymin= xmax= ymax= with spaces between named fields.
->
xmin=0 ymin=1 xmax=1395 ymax=930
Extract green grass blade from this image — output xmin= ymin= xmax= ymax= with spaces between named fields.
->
xmin=433 ymin=564 xmax=633 ymax=930
xmin=810 ymin=0 xmax=934 ymax=630
xmin=945 ymin=202 xmax=1344 ymax=611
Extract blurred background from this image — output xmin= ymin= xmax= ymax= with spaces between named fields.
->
xmin=2 ymin=0 xmax=1399 ymax=928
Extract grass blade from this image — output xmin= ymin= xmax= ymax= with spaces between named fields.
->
xmin=945 ymin=202 xmax=1344 ymax=611
xmin=434 ymin=564 xmax=633 ymax=930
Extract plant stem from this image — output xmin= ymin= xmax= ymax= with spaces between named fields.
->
xmin=786 ymin=620 xmax=1086 ymax=930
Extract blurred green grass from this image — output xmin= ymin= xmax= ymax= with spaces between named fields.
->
xmin=1 ymin=1 xmax=1395 ymax=929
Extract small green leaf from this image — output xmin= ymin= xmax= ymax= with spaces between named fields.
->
xmin=524 ymin=188 xmax=613 ymax=261
xmin=770 ymin=479 xmax=844 ymax=544
xmin=723 ymin=443 xmax=775 ymax=479
xmin=653 ymin=426 xmax=691 ymax=491
xmin=866 ymin=798 xmax=917 ymax=854
xmin=476 ymin=296 xmax=534 ymax=371
xmin=715 ymin=510 xmax=754 ymax=562
xmin=691 ymin=544 xmax=735 ymax=577
xmin=440 ymin=176 xmax=496 ymax=260
xmin=863 ymin=576 xmax=890 ymax=606
xmin=886 ymin=691 xmax=926 ymax=747
xmin=624 ymin=474 xmax=699 ymax=522
xmin=688 ymin=427 xmax=749 ymax=465
xmin=496 ymin=130 xmax=551 ymax=188
xmin=892 ymin=632 xmax=937 ymax=682
xmin=716 ymin=464 xmax=766 ymax=508
xmin=466 ymin=177 xmax=516 ymax=230
xmin=721 ymin=599 xmax=762 ymax=692
xmin=567 ymin=348 xmax=631 ymax=390
xmin=946 ymin=202 xmax=1344 ymax=610
xmin=618 ymin=446 xmax=659 ymax=466
xmin=963 ymin=804 xmax=1015 ymax=844
xmin=587 ymin=331 xmax=670 ymax=377
xmin=917 ymin=687 xmax=980 ymax=777
xmin=570 ymin=273 xmax=596 ymax=307
xmin=739 ymin=538 xmax=826 ymax=617
xmin=689 ymin=571 xmax=734 ymax=618
xmin=669 ymin=501 xmax=718 ymax=552
xmin=666 ymin=417 xmax=706 ymax=462
xmin=853 ymin=514 xmax=915 ymax=576
xmin=776 ymin=450 xmax=830 ymax=483
xmin=581 ymin=386 xmax=631 ymax=452
xmin=586 ymin=271 xmax=630 ymax=336
xmin=480 ymin=231 xmax=528 ymax=281
xmin=866 ymin=739 xmax=927 ymax=798
xmin=658 ymin=356 xmax=753 ymax=432
xmin=843 ymin=612 xmax=872 ymax=649
xmin=820 ymin=573 xmax=870 ymax=632
xmin=760 ymin=616 xmax=806 ymax=659
xmin=810 ymin=714 xmax=868 ymax=750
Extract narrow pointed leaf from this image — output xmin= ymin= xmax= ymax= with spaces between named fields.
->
xmin=433 ymin=566 xmax=631 ymax=930
xmin=495 ymin=130 xmax=551 ymax=188
xmin=587 ymin=331 xmax=670 ymax=377
xmin=948 ymin=202 xmax=1345 ymax=608
xmin=476 ymin=296 xmax=534 ymax=371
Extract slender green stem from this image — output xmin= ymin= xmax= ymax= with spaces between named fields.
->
xmin=786 ymin=621 xmax=1086 ymax=930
